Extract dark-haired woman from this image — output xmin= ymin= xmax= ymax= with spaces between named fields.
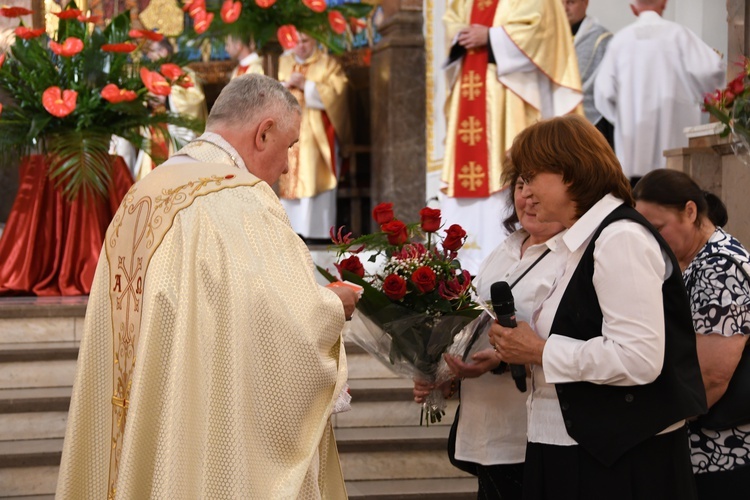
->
xmin=489 ymin=115 xmax=706 ymax=499
xmin=634 ymin=168 xmax=750 ymax=499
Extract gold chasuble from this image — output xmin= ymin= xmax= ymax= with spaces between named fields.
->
xmin=277 ymin=49 xmax=351 ymax=200
xmin=57 ymin=146 xmax=348 ymax=499
xmin=442 ymin=0 xmax=582 ymax=197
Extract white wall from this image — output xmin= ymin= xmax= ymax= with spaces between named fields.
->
xmin=587 ymin=0 xmax=727 ymax=54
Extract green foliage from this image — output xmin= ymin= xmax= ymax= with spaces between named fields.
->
xmin=0 ymin=6 xmax=204 ymax=199
xmin=195 ymin=0 xmax=373 ymax=55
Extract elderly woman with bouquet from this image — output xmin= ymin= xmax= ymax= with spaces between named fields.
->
xmin=490 ymin=115 xmax=706 ymax=499
xmin=413 ymin=157 xmax=568 ymax=499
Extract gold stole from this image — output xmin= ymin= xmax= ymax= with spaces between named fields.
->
xmin=105 ymin=157 xmax=259 ymax=497
xmin=452 ymin=0 xmax=499 ymax=198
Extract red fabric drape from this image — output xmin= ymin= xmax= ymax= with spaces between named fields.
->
xmin=0 ymin=155 xmax=133 ymax=296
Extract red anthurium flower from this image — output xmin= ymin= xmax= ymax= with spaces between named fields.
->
xmin=350 ymin=17 xmax=367 ymax=33
xmin=220 ymin=0 xmax=242 ymax=23
xmin=0 ymin=7 xmax=33 ymax=17
xmin=15 ymin=27 xmax=45 ymax=39
xmin=0 ymin=103 xmax=3 ymax=116
xmin=129 ymin=29 xmax=164 ymax=41
xmin=101 ymin=43 xmax=137 ymax=53
xmin=100 ymin=83 xmax=137 ymax=104
xmin=42 ymin=87 xmax=77 ymax=118
xmin=77 ymin=14 xmax=101 ymax=23
xmin=255 ymin=0 xmax=276 ymax=8
xmin=302 ymin=0 xmax=326 ymax=13
xmin=160 ymin=63 xmax=184 ymax=81
xmin=328 ymin=11 xmax=346 ymax=34
xmin=54 ymin=8 xmax=82 ymax=19
xmin=184 ymin=0 xmax=206 ymax=16
xmin=177 ymin=75 xmax=195 ymax=88
xmin=0 ymin=53 xmax=5 ymax=69
xmin=140 ymin=67 xmax=172 ymax=96
xmin=49 ymin=37 xmax=84 ymax=57
xmin=193 ymin=10 xmax=214 ymax=34
xmin=277 ymin=25 xmax=299 ymax=50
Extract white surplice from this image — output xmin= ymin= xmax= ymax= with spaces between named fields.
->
xmin=594 ymin=11 xmax=725 ymax=178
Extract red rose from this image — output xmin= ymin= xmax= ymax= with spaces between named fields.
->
xmin=383 ymin=274 xmax=407 ymax=300
xmin=728 ymin=74 xmax=745 ymax=96
xmin=220 ymin=0 xmax=242 ymax=23
xmin=411 ymin=266 xmax=436 ymax=293
xmin=442 ymin=224 xmax=466 ymax=251
xmin=277 ymin=25 xmax=299 ymax=50
xmin=42 ymin=87 xmax=77 ymax=118
xmin=419 ymin=207 xmax=441 ymax=233
xmin=328 ymin=10 xmax=346 ymax=34
xmin=140 ymin=67 xmax=171 ymax=96
xmin=381 ymin=219 xmax=408 ymax=246
xmin=100 ymin=84 xmax=137 ymax=104
xmin=335 ymin=255 xmax=365 ymax=279
xmin=303 ymin=0 xmax=326 ymax=13
xmin=49 ymin=37 xmax=84 ymax=57
xmin=372 ymin=202 xmax=394 ymax=225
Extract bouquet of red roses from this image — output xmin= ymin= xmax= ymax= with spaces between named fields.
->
xmin=318 ymin=203 xmax=481 ymax=424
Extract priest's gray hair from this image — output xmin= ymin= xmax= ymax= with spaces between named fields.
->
xmin=207 ymin=74 xmax=300 ymax=133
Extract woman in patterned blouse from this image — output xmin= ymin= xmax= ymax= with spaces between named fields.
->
xmin=634 ymin=168 xmax=750 ymax=499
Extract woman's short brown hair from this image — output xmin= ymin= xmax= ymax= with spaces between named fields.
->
xmin=505 ymin=114 xmax=633 ymax=218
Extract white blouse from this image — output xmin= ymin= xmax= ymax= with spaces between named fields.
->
xmin=453 ymin=229 xmax=568 ymax=465
xmin=527 ymin=194 xmax=681 ymax=446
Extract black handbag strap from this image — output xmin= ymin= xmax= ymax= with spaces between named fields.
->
xmin=461 ymin=248 xmax=552 ymax=361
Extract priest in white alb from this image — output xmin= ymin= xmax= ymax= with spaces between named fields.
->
xmin=56 ymin=75 xmax=358 ymax=499
xmin=594 ymin=0 xmax=725 ymax=183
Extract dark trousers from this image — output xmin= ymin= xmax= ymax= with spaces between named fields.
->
xmin=523 ymin=426 xmax=697 ymax=500
xmin=476 ymin=462 xmax=524 ymax=500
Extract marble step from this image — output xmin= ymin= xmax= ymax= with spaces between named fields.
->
xmin=347 ymin=478 xmax=476 ymax=499
xmin=0 ymin=297 xmax=86 ymax=345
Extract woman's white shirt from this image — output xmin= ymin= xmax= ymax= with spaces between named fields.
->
xmin=527 ymin=194 xmax=677 ymax=446
xmin=454 ymin=229 xmax=568 ymax=465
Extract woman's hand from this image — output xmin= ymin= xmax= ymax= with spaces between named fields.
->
xmin=413 ymin=378 xmax=436 ymax=403
xmin=444 ymin=349 xmax=501 ymax=378
xmin=490 ymin=320 xmax=545 ymax=366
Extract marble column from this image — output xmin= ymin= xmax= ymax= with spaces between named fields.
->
xmin=370 ymin=5 xmax=426 ymax=222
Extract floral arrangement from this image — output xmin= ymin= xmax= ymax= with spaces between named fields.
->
xmin=183 ymin=0 xmax=373 ymax=53
xmin=702 ymin=59 xmax=750 ymax=145
xmin=318 ymin=203 xmax=481 ymax=424
xmin=0 ymin=3 xmax=203 ymax=200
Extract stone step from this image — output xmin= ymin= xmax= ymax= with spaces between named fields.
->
xmin=346 ymin=478 xmax=476 ymax=499
xmin=0 ymin=297 xmax=85 ymax=345
xmin=0 ymin=466 xmax=58 ymax=498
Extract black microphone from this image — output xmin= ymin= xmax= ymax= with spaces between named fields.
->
xmin=490 ymin=281 xmax=527 ymax=392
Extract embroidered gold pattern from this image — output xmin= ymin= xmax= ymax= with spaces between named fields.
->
xmin=458 ymin=161 xmax=486 ymax=191
xmin=460 ymin=70 xmax=483 ymax=101
xmin=458 ymin=116 xmax=483 ymax=146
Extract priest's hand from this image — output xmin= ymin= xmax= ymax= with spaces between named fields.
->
xmin=444 ymin=349 xmax=500 ymax=379
xmin=328 ymin=286 xmax=359 ymax=320
xmin=457 ymin=24 xmax=489 ymax=50
xmin=490 ymin=321 xmax=545 ymax=367
xmin=287 ymin=72 xmax=306 ymax=90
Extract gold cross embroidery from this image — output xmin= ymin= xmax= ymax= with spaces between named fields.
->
xmin=458 ymin=116 xmax=483 ymax=146
xmin=461 ymin=70 xmax=483 ymax=101
xmin=476 ymin=0 xmax=493 ymax=10
xmin=115 ymin=256 xmax=143 ymax=312
xmin=458 ymin=162 xmax=486 ymax=191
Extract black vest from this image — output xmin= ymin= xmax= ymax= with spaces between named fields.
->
xmin=550 ymin=205 xmax=706 ymax=466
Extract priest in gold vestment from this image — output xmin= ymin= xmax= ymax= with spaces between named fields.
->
xmin=441 ymin=0 xmax=582 ymax=273
xmin=56 ymin=75 xmax=357 ymax=500
xmin=278 ymin=33 xmax=351 ymax=241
